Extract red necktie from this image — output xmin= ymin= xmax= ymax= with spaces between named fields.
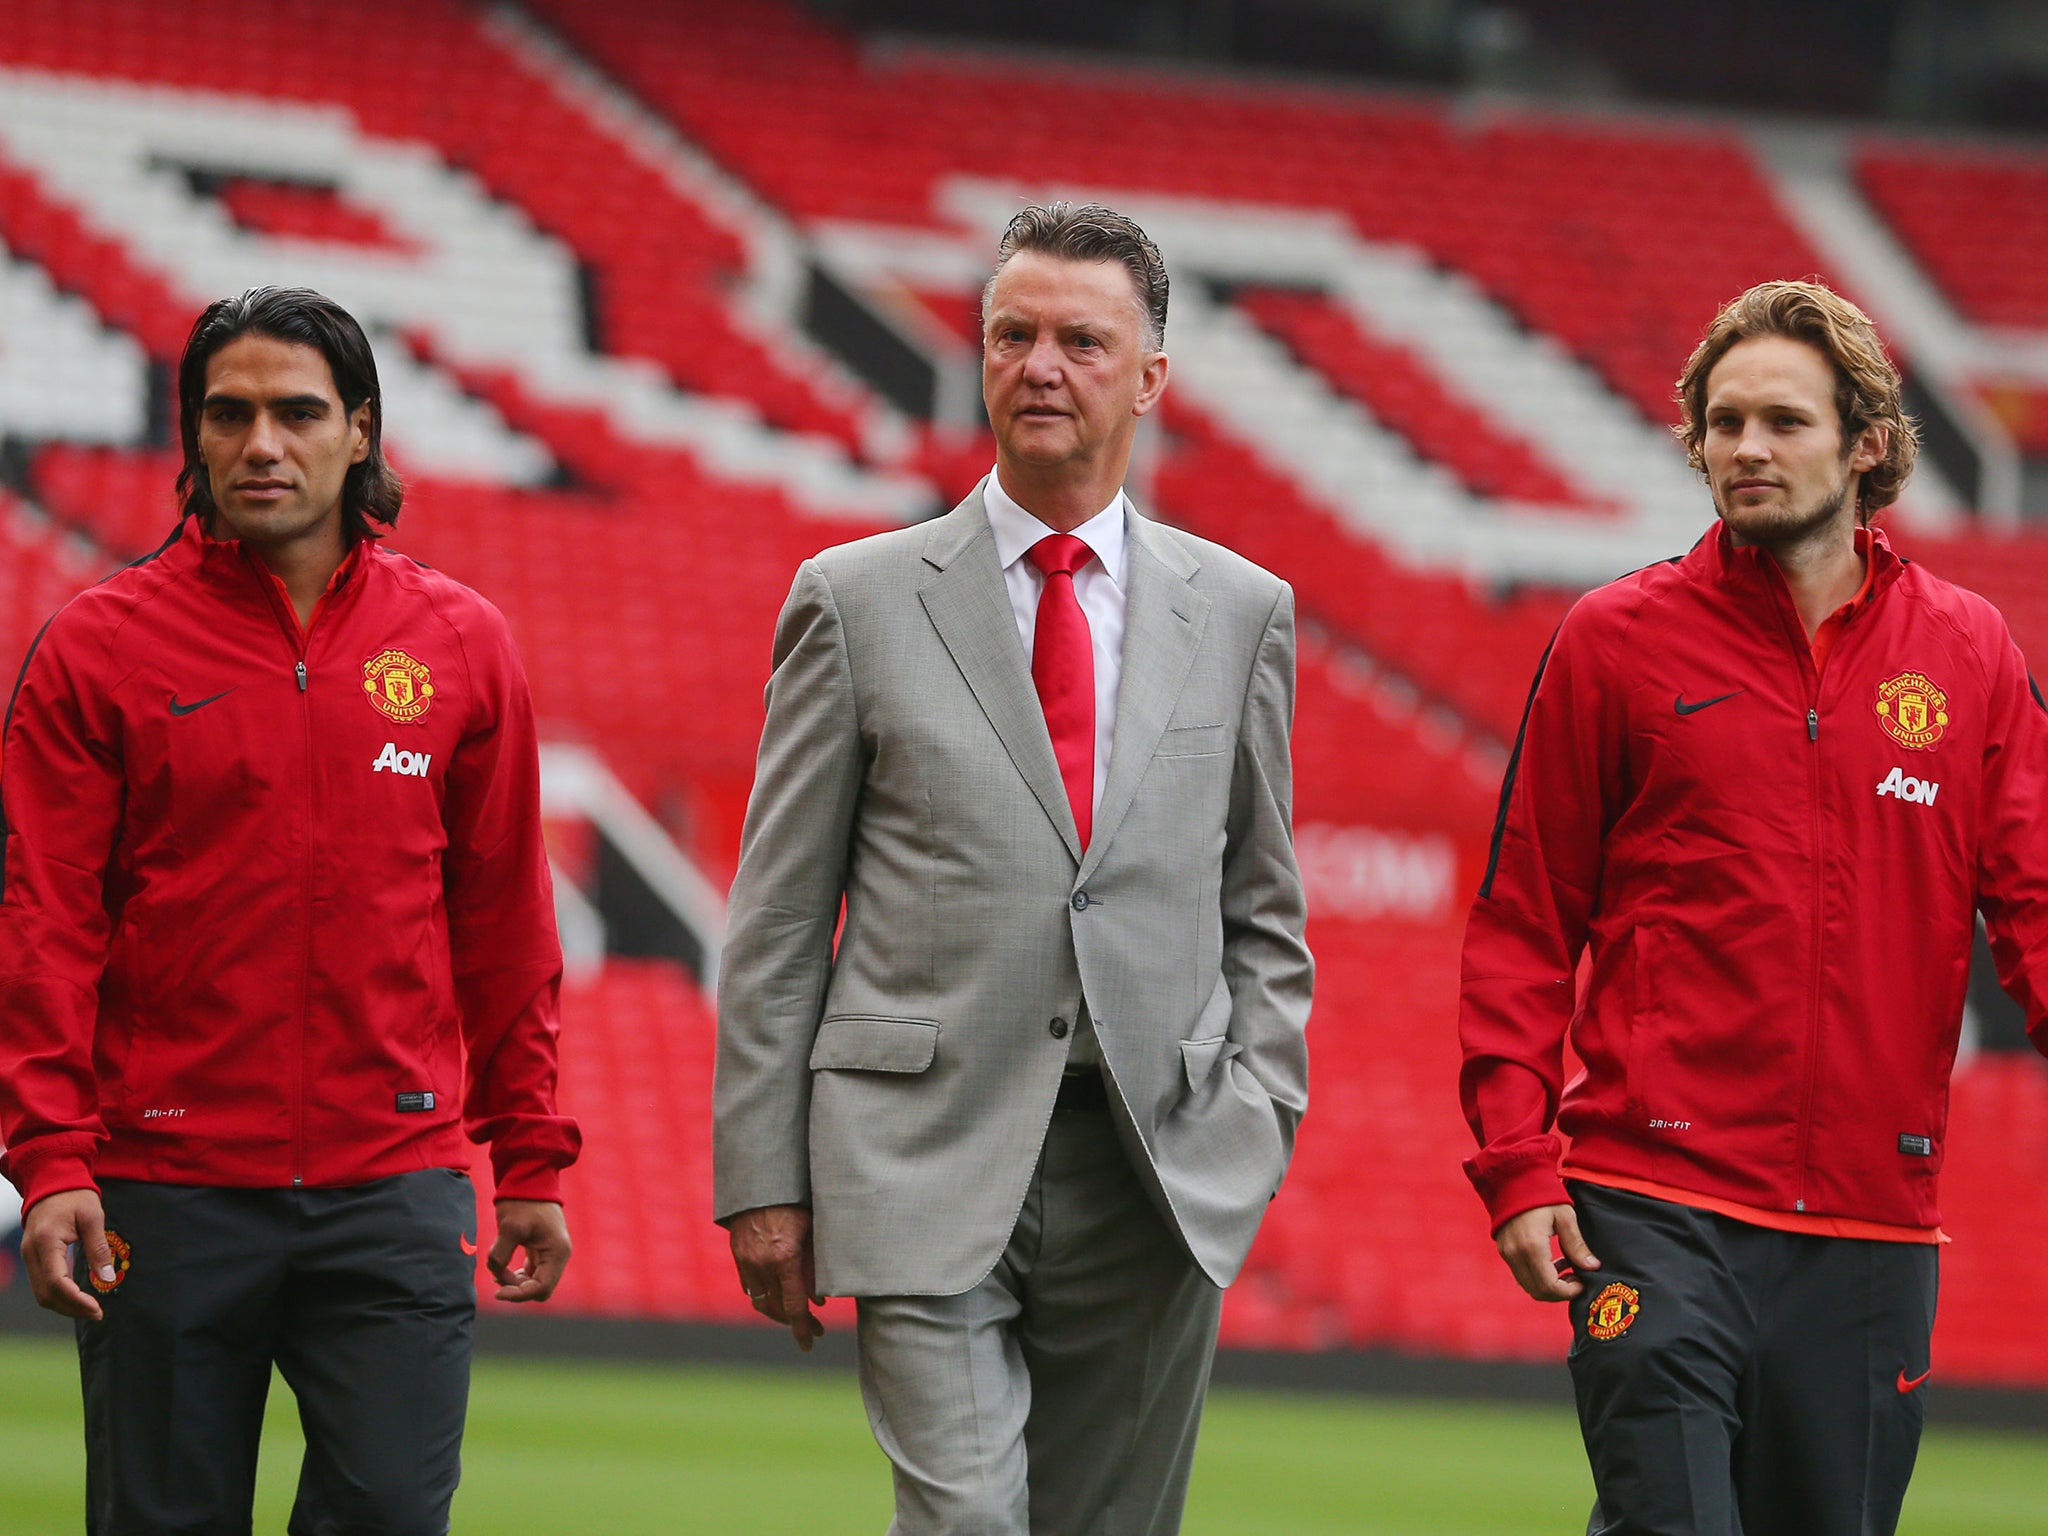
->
xmin=1028 ymin=534 xmax=1096 ymax=850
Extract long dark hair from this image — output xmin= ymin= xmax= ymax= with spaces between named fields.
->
xmin=176 ymin=286 xmax=403 ymax=541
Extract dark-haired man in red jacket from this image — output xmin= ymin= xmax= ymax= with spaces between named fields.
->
xmin=1461 ymin=280 xmax=2048 ymax=1536
xmin=1 ymin=288 xmax=578 ymax=1534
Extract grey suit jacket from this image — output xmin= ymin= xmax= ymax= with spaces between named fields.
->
xmin=713 ymin=487 xmax=1313 ymax=1295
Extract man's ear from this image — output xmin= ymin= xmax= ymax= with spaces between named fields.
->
xmin=1132 ymin=351 xmax=1170 ymax=419
xmin=349 ymin=402 xmax=373 ymax=466
xmin=1848 ymin=422 xmax=1886 ymax=476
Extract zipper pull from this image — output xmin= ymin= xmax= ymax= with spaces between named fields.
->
xmin=296 ymin=661 xmax=308 ymax=693
xmin=1808 ymin=707 xmax=1819 ymax=741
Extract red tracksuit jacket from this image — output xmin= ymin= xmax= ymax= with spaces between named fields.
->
xmin=0 ymin=518 xmax=580 ymax=1212
xmin=1461 ymin=524 xmax=2048 ymax=1233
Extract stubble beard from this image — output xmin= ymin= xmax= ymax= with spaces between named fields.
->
xmin=1715 ymin=469 xmax=1855 ymax=551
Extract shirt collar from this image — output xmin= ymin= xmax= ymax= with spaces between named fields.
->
xmin=982 ymin=468 xmax=1128 ymax=590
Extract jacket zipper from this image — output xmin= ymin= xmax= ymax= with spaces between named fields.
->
xmin=252 ymin=565 xmax=315 ymax=1192
xmin=1765 ymin=572 xmax=1826 ymax=1216
xmin=243 ymin=548 xmax=351 ymax=1191
xmin=1793 ymin=690 xmax=1822 ymax=1213
xmin=295 ymin=653 xmax=313 ymax=1188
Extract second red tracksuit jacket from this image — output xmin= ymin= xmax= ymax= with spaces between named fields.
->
xmin=1461 ymin=523 xmax=2048 ymax=1233
xmin=0 ymin=517 xmax=580 ymax=1212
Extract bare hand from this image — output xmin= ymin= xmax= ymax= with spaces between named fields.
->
xmin=22 ymin=1189 xmax=117 ymax=1322
xmin=1495 ymin=1202 xmax=1600 ymax=1302
xmin=727 ymin=1204 xmax=823 ymax=1352
xmin=489 ymin=1199 xmax=572 ymax=1303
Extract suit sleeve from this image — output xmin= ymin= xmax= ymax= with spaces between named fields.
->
xmin=0 ymin=609 xmax=125 ymax=1212
xmin=1220 ymin=583 xmax=1313 ymax=1164
xmin=1458 ymin=601 xmax=1625 ymax=1231
xmin=442 ymin=607 xmax=580 ymax=1203
xmin=712 ymin=560 xmax=864 ymax=1222
xmin=1972 ymin=627 xmax=2048 ymax=1055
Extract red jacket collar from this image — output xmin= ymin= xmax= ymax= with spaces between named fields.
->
xmin=1688 ymin=518 xmax=1904 ymax=603
xmin=180 ymin=513 xmax=370 ymax=590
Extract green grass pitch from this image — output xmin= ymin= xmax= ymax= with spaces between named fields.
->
xmin=1 ymin=1335 xmax=2041 ymax=1533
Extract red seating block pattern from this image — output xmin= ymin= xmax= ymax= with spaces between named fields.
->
xmin=535 ymin=0 xmax=1834 ymax=428
xmin=1240 ymin=287 xmax=1610 ymax=513
xmin=1859 ymin=146 xmax=2048 ymax=330
xmin=1891 ymin=528 xmax=2048 ymax=683
xmin=0 ymin=0 xmax=873 ymax=450
xmin=214 ymin=177 xmax=418 ymax=254
xmin=466 ymin=959 xmax=854 ymax=1334
xmin=0 ymin=500 xmax=103 ymax=690
xmin=1156 ymin=399 xmax=1569 ymax=745
xmin=1223 ymin=918 xmax=1564 ymax=1357
xmin=0 ymin=153 xmax=196 ymax=363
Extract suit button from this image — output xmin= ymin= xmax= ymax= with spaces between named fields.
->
xmin=1071 ymin=891 xmax=1090 ymax=912
xmin=1049 ymin=1018 xmax=1069 ymax=1039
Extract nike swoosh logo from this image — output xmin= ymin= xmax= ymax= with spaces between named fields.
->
xmin=1674 ymin=690 xmax=1744 ymax=716
xmin=1897 ymin=1367 xmax=1931 ymax=1393
xmin=459 ymin=1233 xmax=478 ymax=1256
xmin=168 ymin=689 xmax=234 ymax=717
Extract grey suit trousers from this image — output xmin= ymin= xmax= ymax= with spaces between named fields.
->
xmin=855 ymin=1092 xmax=1223 ymax=1536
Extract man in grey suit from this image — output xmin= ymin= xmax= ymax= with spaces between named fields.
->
xmin=713 ymin=202 xmax=1312 ymax=1535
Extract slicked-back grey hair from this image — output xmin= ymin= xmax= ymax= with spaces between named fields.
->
xmin=981 ymin=202 xmax=1169 ymax=351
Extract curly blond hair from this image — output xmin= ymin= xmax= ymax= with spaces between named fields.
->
xmin=1674 ymin=279 xmax=1918 ymax=522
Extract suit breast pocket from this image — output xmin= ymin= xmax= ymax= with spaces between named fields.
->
xmin=1156 ymin=723 xmax=1229 ymax=759
xmin=809 ymin=1016 xmax=940 ymax=1073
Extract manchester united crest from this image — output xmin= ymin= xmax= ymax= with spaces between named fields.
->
xmin=89 ymin=1230 xmax=132 ymax=1294
xmin=362 ymin=649 xmax=435 ymax=725
xmin=1586 ymin=1281 xmax=1641 ymax=1341
xmin=1874 ymin=671 xmax=1948 ymax=752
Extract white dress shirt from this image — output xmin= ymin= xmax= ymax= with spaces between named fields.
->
xmin=983 ymin=468 xmax=1129 ymax=1069
xmin=982 ymin=468 xmax=1128 ymax=821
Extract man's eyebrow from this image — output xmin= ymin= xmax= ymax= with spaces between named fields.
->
xmin=987 ymin=312 xmax=1123 ymax=337
xmin=1707 ymin=396 xmax=1813 ymax=415
xmin=201 ymin=392 xmax=333 ymax=411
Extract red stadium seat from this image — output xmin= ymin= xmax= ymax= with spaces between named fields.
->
xmin=1858 ymin=145 xmax=2048 ymax=330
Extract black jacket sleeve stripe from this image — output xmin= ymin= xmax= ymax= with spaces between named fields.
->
xmin=1478 ymin=628 xmax=1560 ymax=901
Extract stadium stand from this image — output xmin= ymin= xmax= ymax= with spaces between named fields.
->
xmin=2 ymin=0 xmax=2046 ymax=1387
xmin=1156 ymin=397 xmax=1570 ymax=743
xmin=532 ymin=0 xmax=1839 ymax=431
xmin=1857 ymin=145 xmax=2048 ymax=331
xmin=0 ymin=494 xmax=100 ymax=682
xmin=1978 ymin=381 xmax=2048 ymax=457
xmin=1238 ymin=286 xmax=1611 ymax=515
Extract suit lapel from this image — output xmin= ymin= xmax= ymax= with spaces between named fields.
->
xmin=919 ymin=492 xmax=1084 ymax=862
xmin=1083 ymin=509 xmax=1209 ymax=881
